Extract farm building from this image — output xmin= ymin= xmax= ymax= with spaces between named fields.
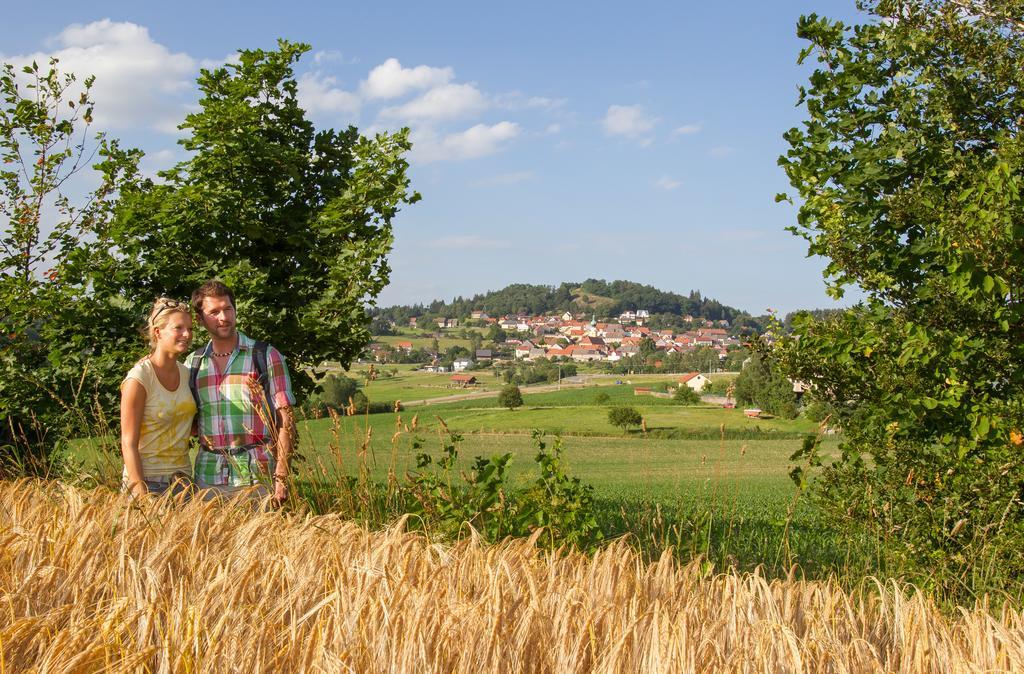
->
xmin=450 ymin=374 xmax=477 ymax=387
xmin=679 ymin=372 xmax=710 ymax=392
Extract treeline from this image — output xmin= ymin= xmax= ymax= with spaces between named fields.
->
xmin=375 ymin=279 xmax=750 ymax=325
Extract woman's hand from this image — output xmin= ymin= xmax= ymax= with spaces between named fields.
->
xmin=129 ymin=479 xmax=150 ymax=499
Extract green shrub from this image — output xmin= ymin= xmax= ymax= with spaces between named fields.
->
xmin=607 ymin=406 xmax=642 ymax=432
xmin=498 ymin=384 xmax=523 ymax=410
xmin=673 ymin=386 xmax=701 ymax=405
xmin=319 ymin=374 xmax=360 ymax=409
xmin=407 ymin=428 xmax=601 ymax=549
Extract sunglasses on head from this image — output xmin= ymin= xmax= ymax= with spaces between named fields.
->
xmin=151 ymin=298 xmax=189 ymax=322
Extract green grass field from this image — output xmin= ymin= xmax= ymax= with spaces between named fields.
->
xmin=337 ymin=367 xmax=738 ymax=406
xmin=285 ymin=406 xmax=855 ymax=577
xmin=299 ymin=419 xmax=824 ymax=498
xmin=71 ymin=373 xmax=859 ymax=580
xmin=347 ymin=369 xmax=504 ymax=403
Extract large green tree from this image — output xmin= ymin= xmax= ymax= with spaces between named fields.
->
xmin=778 ymin=0 xmax=1024 ymax=593
xmin=0 ymin=59 xmax=141 ymax=474
xmin=101 ymin=40 xmax=419 ymax=397
xmin=733 ymin=351 xmax=798 ymax=418
xmin=2 ymin=41 xmax=418 ymax=473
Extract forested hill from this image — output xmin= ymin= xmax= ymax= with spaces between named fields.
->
xmin=376 ymin=279 xmax=748 ymax=324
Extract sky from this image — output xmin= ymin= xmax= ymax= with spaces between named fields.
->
xmin=2 ymin=0 xmax=868 ymax=316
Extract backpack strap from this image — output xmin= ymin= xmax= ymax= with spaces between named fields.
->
xmin=188 ymin=342 xmax=209 ymax=412
xmin=252 ymin=340 xmax=276 ymax=422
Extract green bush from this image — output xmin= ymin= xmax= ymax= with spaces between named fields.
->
xmin=319 ymin=374 xmax=360 ymax=409
xmin=498 ymin=384 xmax=523 ymax=410
xmin=607 ymin=406 xmax=643 ymax=432
xmin=801 ymin=398 xmax=833 ymax=423
xmin=673 ymin=386 xmax=701 ymax=405
xmin=407 ymin=429 xmax=601 ymax=549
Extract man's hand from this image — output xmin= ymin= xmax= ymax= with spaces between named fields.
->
xmin=272 ymin=474 xmax=288 ymax=507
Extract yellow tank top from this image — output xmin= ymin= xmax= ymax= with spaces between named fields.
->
xmin=121 ymin=359 xmax=196 ymax=478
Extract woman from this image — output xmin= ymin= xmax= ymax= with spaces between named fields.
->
xmin=120 ymin=298 xmax=197 ymax=497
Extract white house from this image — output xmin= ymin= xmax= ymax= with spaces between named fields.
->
xmin=514 ymin=342 xmax=535 ymax=359
xmin=452 ymin=359 xmax=474 ymax=372
xmin=678 ymin=372 xmax=711 ymax=392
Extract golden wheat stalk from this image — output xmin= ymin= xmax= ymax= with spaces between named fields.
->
xmin=1 ymin=479 xmax=1021 ymax=672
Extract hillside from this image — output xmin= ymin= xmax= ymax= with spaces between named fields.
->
xmin=376 ymin=279 xmax=751 ymax=326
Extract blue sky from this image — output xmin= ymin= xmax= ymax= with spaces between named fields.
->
xmin=3 ymin=0 xmax=866 ymax=315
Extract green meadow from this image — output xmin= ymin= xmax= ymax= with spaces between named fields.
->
xmin=286 ymin=393 xmax=855 ymax=577
xmin=71 ymin=369 xmax=858 ymax=579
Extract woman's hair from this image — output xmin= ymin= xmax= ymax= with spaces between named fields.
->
xmin=146 ymin=297 xmax=191 ymax=352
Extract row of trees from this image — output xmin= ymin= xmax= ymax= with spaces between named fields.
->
xmin=497 ymin=359 xmax=578 ymax=386
xmin=599 ymin=344 xmax=746 ymax=375
xmin=1 ymin=41 xmax=419 ymax=474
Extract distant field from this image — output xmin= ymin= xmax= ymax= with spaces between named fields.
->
xmin=298 ymin=420 xmax=827 ymax=499
xmin=344 ymin=368 xmax=504 ymax=403
xmin=292 ymin=387 xmax=825 ymax=498
xmin=323 ymin=368 xmax=740 ymax=406
xmin=291 ymin=403 xmax=842 ymax=573
xmin=375 ymin=334 xmax=471 ymax=350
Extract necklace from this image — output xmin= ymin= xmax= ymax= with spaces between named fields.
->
xmin=211 ymin=349 xmax=233 ymax=358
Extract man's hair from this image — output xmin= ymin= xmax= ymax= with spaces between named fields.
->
xmin=192 ymin=279 xmax=235 ymax=315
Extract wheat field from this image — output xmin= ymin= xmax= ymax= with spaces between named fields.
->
xmin=1 ymin=480 xmax=1021 ymax=673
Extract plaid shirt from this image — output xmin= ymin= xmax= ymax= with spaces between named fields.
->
xmin=186 ymin=332 xmax=295 ymax=486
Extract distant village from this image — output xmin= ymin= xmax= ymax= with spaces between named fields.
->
xmin=368 ymin=309 xmax=743 ymax=373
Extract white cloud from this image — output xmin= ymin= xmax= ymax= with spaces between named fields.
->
xmin=545 ymin=123 xmax=562 ymax=134
xmin=492 ymin=92 xmax=568 ymax=111
xmin=429 ymin=235 xmax=511 ymax=249
xmin=603 ymin=104 xmax=657 ymax=140
xmin=313 ymin=49 xmax=353 ymax=65
xmin=361 ymin=58 xmax=452 ymax=99
xmin=654 ymin=176 xmax=682 ymax=190
xmin=471 ymin=171 xmax=534 ymax=187
xmin=380 ymin=83 xmax=486 ymax=123
xmin=10 ymin=20 xmax=197 ymax=131
xmin=199 ymin=52 xmax=240 ymax=70
xmin=297 ymin=72 xmax=360 ymax=120
xmin=413 ymin=122 xmax=520 ymax=163
xmin=138 ymin=148 xmax=178 ymax=181
xmin=671 ymin=124 xmax=701 ymax=136
xmin=709 ymin=146 xmax=736 ymax=158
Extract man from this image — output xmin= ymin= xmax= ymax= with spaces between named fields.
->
xmin=187 ymin=280 xmax=296 ymax=504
